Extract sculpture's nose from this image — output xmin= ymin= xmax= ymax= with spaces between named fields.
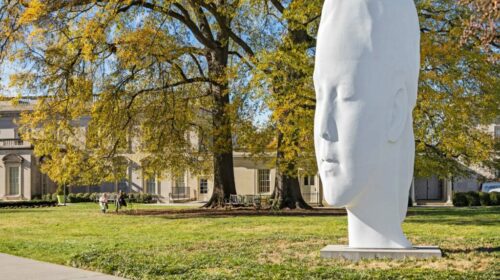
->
xmin=318 ymin=99 xmax=338 ymax=142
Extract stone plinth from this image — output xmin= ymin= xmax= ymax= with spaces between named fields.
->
xmin=320 ymin=245 xmax=442 ymax=261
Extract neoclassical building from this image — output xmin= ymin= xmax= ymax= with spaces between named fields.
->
xmin=0 ymin=100 xmax=322 ymax=204
xmin=1 ymin=100 xmax=497 ymax=205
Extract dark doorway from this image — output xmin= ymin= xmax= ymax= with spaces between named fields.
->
xmin=415 ymin=176 xmax=443 ymax=200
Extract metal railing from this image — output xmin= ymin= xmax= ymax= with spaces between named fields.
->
xmin=0 ymin=138 xmax=31 ymax=148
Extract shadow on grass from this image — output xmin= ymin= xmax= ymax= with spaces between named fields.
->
xmin=407 ymin=207 xmax=500 ymax=217
xmin=406 ymin=219 xmax=499 ymax=226
xmin=443 ymin=247 xmax=500 ymax=256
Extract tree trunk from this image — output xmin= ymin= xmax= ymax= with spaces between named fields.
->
xmin=271 ymin=129 xmax=312 ymax=210
xmin=203 ymin=47 xmax=237 ymax=208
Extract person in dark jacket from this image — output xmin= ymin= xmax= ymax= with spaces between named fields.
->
xmin=115 ymin=190 xmax=127 ymax=212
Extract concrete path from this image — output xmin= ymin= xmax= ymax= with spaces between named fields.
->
xmin=0 ymin=253 xmax=127 ymax=280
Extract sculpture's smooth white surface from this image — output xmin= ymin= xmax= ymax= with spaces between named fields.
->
xmin=314 ymin=0 xmax=420 ymax=248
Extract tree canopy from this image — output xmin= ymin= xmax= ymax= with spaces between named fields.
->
xmin=0 ymin=0 xmax=497 ymax=200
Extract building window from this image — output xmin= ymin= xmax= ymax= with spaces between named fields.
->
xmin=7 ymin=166 xmax=20 ymax=195
xmin=146 ymin=177 xmax=156 ymax=194
xmin=199 ymin=178 xmax=208 ymax=194
xmin=303 ymin=175 xmax=315 ymax=186
xmin=258 ymin=169 xmax=270 ymax=193
xmin=175 ymin=174 xmax=186 ymax=188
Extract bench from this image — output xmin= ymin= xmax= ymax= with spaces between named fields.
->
xmin=224 ymin=194 xmax=272 ymax=208
xmin=168 ymin=193 xmax=193 ymax=203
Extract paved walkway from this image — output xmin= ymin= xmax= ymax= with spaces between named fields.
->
xmin=0 ymin=253 xmax=127 ymax=280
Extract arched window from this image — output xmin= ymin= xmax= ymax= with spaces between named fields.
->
xmin=2 ymin=154 xmax=23 ymax=196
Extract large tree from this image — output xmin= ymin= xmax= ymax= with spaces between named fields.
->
xmin=2 ymin=0 xmax=497 ymax=208
xmin=247 ymin=0 xmax=321 ymax=209
xmin=1 ymin=0 xmax=261 ymax=207
xmin=248 ymin=0 xmax=498 ymax=209
xmin=414 ymin=0 xmax=499 ymax=179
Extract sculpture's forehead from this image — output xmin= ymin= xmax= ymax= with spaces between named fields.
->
xmin=314 ymin=60 xmax=398 ymax=93
xmin=316 ymin=0 xmax=419 ymax=62
xmin=317 ymin=0 xmax=373 ymax=61
xmin=314 ymin=0 xmax=420 ymax=95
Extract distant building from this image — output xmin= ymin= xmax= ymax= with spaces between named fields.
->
xmin=0 ymin=101 xmax=321 ymax=204
xmin=1 ymin=100 xmax=496 ymax=205
xmin=410 ymin=117 xmax=499 ymax=205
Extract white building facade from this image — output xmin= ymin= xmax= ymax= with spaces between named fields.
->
xmin=0 ymin=101 xmax=322 ymax=204
xmin=1 ymin=101 xmax=497 ymax=205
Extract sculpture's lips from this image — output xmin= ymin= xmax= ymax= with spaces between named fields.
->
xmin=321 ymin=159 xmax=339 ymax=172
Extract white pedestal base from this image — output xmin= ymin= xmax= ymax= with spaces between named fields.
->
xmin=320 ymin=245 xmax=442 ymax=261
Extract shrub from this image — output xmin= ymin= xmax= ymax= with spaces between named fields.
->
xmin=465 ymin=191 xmax=480 ymax=206
xmin=123 ymin=193 xmax=156 ymax=204
xmin=134 ymin=193 xmax=143 ymax=203
xmin=141 ymin=193 xmax=153 ymax=204
xmin=0 ymin=200 xmax=57 ymax=208
xmin=453 ymin=192 xmax=468 ymax=207
xmin=489 ymin=192 xmax=499 ymax=206
xmin=66 ymin=193 xmax=95 ymax=203
xmin=89 ymin=193 xmax=98 ymax=201
xmin=478 ymin=192 xmax=491 ymax=206
xmin=125 ymin=193 xmax=136 ymax=203
xmin=39 ymin=192 xmax=157 ymax=204
xmin=42 ymin=194 xmax=55 ymax=201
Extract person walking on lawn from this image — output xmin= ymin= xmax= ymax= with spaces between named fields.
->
xmin=115 ymin=190 xmax=127 ymax=212
xmin=99 ymin=193 xmax=108 ymax=213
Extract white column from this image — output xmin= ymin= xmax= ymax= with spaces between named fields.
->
xmin=410 ymin=177 xmax=416 ymax=206
xmin=445 ymin=178 xmax=453 ymax=206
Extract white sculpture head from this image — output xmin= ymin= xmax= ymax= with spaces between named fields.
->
xmin=314 ymin=0 xmax=420 ymax=248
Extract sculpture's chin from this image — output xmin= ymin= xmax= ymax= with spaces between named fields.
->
xmin=320 ymin=173 xmax=359 ymax=208
xmin=324 ymin=195 xmax=349 ymax=208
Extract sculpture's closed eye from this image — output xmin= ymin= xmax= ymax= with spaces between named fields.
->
xmin=338 ymin=83 xmax=356 ymax=101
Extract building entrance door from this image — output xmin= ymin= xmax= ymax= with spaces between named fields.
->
xmin=415 ymin=176 xmax=443 ymax=200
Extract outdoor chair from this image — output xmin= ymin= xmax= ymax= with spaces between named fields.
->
xmin=225 ymin=194 xmax=239 ymax=207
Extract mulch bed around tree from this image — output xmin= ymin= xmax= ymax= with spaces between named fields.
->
xmin=119 ymin=207 xmax=347 ymax=218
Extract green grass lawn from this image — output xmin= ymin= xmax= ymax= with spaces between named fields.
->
xmin=0 ymin=204 xmax=498 ymax=279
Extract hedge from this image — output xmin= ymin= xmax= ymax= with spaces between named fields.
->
xmin=490 ymin=192 xmax=499 ymax=206
xmin=67 ymin=193 xmax=94 ymax=203
xmin=465 ymin=191 xmax=480 ymax=206
xmin=453 ymin=192 xmax=468 ymax=207
xmin=49 ymin=192 xmax=158 ymax=204
xmin=125 ymin=193 xmax=156 ymax=204
xmin=0 ymin=200 xmax=57 ymax=208
xmin=453 ymin=191 xmax=499 ymax=207
xmin=478 ymin=192 xmax=491 ymax=206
